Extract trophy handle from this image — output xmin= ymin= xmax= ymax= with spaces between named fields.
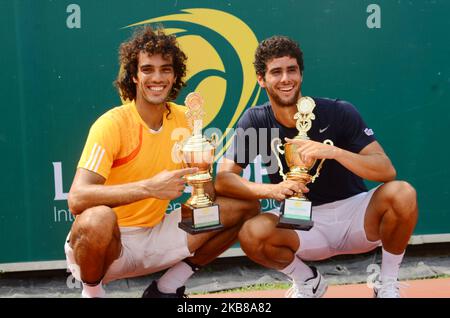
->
xmin=271 ymin=137 xmax=286 ymax=180
xmin=207 ymin=133 xmax=219 ymax=175
xmin=173 ymin=141 xmax=184 ymax=165
xmin=208 ymin=132 xmax=219 ymax=147
xmin=311 ymin=139 xmax=334 ymax=183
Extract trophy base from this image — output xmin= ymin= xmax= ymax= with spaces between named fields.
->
xmin=178 ymin=219 xmax=224 ymax=234
xmin=277 ymin=217 xmax=314 ymax=231
xmin=178 ymin=203 xmax=224 ymax=234
xmin=277 ymin=198 xmax=314 ymax=231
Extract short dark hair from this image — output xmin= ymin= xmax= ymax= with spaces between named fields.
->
xmin=254 ymin=36 xmax=304 ymax=78
xmin=114 ymin=26 xmax=187 ymax=101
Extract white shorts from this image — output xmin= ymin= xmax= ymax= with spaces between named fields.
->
xmin=268 ymin=188 xmax=381 ymax=261
xmin=65 ymin=208 xmax=193 ymax=284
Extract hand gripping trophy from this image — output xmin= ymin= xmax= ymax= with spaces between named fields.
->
xmin=177 ymin=92 xmax=224 ymax=234
xmin=272 ymin=96 xmax=333 ymax=230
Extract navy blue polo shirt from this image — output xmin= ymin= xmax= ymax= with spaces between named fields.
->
xmin=226 ymin=97 xmax=376 ymax=206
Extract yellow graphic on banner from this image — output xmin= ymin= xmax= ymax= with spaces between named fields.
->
xmin=123 ymin=8 xmax=261 ymax=158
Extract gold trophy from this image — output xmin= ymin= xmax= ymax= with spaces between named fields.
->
xmin=272 ymin=96 xmax=333 ymax=230
xmin=177 ymin=92 xmax=223 ymax=234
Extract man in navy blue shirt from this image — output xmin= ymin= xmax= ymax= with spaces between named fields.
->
xmin=215 ymin=36 xmax=418 ymax=298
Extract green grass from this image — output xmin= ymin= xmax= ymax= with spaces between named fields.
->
xmin=190 ymin=282 xmax=291 ymax=295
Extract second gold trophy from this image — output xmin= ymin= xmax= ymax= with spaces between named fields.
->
xmin=273 ymin=97 xmax=333 ymax=230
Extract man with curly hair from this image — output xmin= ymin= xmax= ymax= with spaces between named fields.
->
xmin=64 ymin=26 xmax=258 ymax=298
xmin=215 ymin=35 xmax=418 ymax=298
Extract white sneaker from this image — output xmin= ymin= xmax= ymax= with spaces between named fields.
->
xmin=373 ymin=278 xmax=405 ymax=298
xmin=285 ymin=266 xmax=328 ymax=298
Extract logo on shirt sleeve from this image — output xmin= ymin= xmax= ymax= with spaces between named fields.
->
xmin=84 ymin=143 xmax=106 ymax=173
xmin=364 ymin=128 xmax=374 ymax=136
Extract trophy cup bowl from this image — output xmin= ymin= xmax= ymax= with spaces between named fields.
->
xmin=181 ymin=134 xmax=216 ymax=208
xmin=284 ymin=141 xmax=316 ymax=189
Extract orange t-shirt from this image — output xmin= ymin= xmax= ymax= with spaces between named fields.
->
xmin=77 ymin=101 xmax=190 ymax=227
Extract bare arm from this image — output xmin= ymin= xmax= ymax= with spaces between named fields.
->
xmin=215 ymin=158 xmax=309 ymax=201
xmin=68 ymin=167 xmax=198 ymax=215
xmin=286 ymin=138 xmax=396 ymax=182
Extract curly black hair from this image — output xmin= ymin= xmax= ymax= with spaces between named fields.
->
xmin=114 ymin=26 xmax=187 ymax=102
xmin=254 ymin=36 xmax=304 ymax=78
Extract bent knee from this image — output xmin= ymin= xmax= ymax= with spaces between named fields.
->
xmin=384 ymin=181 xmax=418 ymax=218
xmin=77 ymin=206 xmax=116 ymax=226
xmin=71 ymin=206 xmax=118 ymax=246
xmin=238 ymin=215 xmax=275 ymax=249
xmin=241 ymin=200 xmax=260 ymax=220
